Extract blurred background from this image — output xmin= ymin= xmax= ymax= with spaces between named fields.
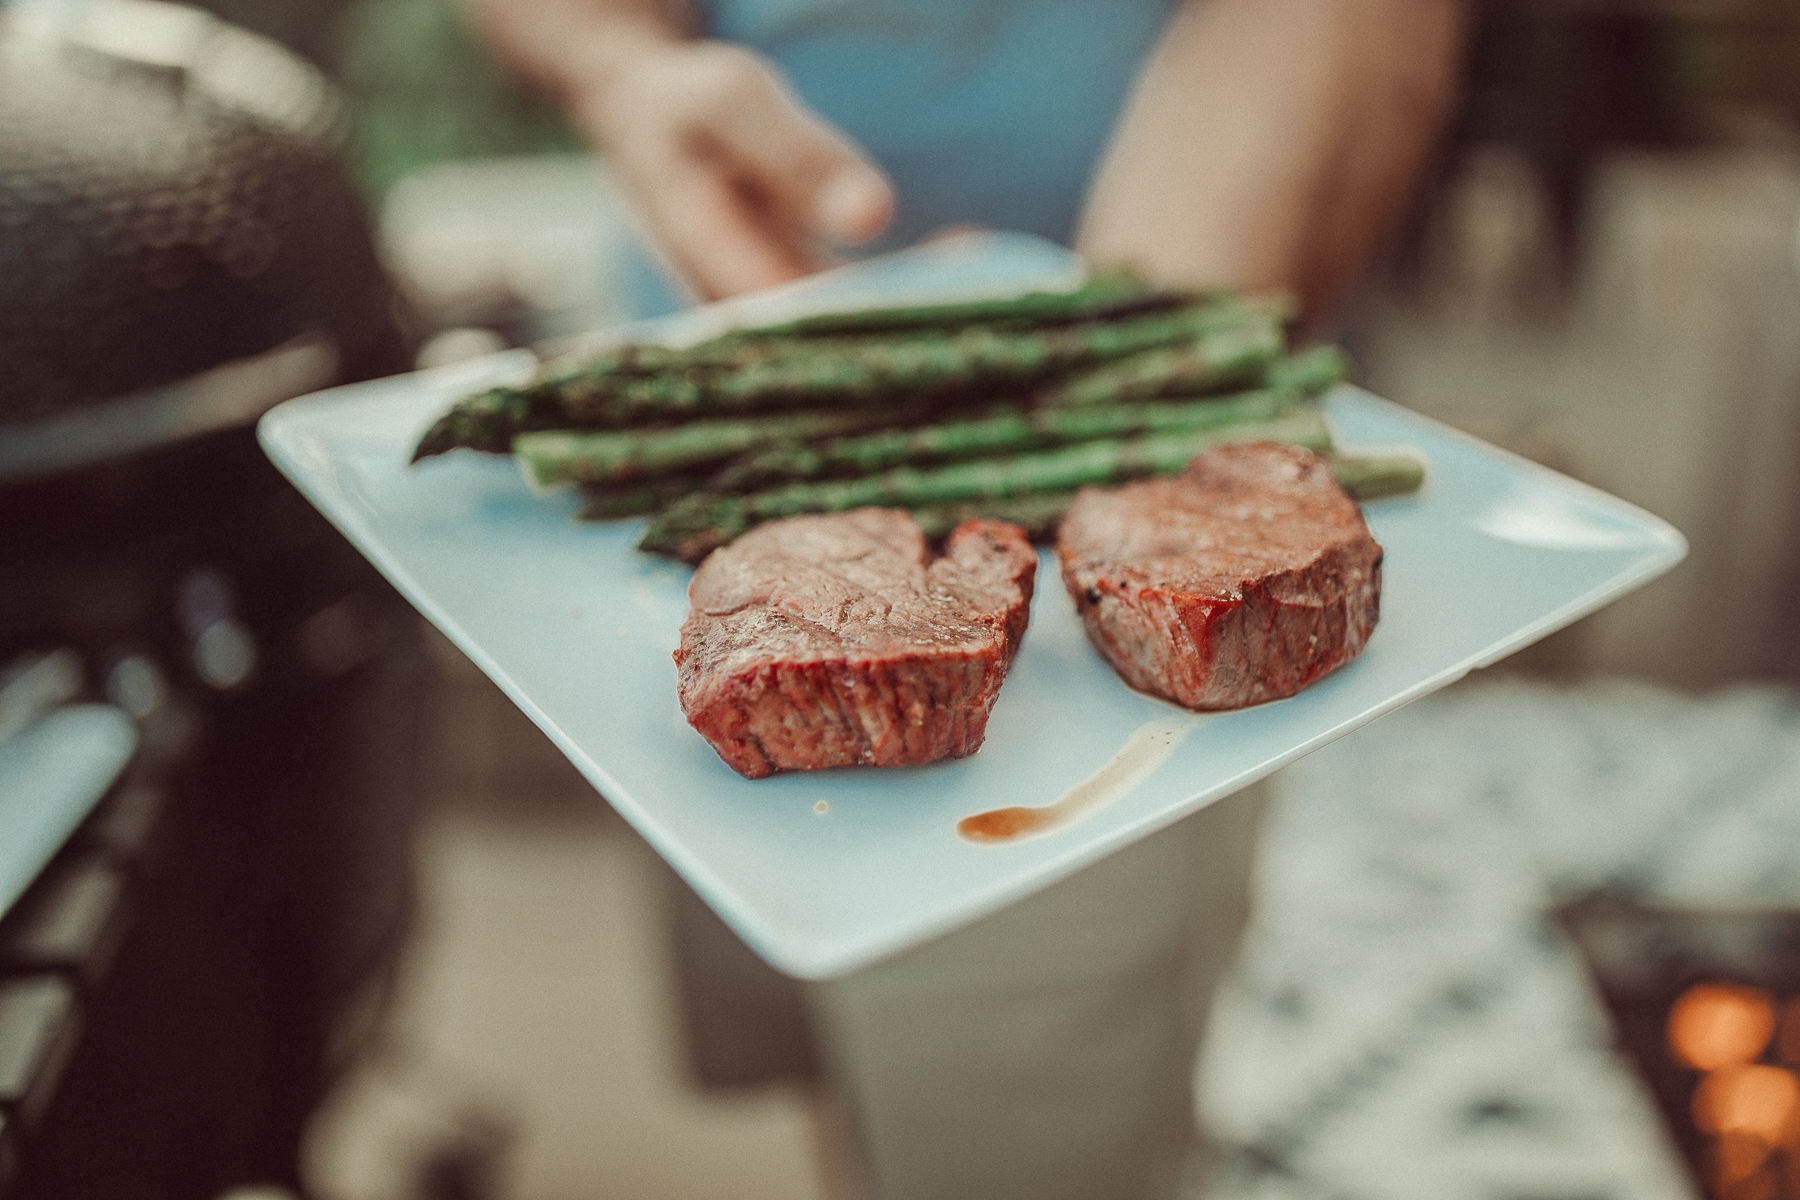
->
xmin=3 ymin=1 xmax=1800 ymax=1199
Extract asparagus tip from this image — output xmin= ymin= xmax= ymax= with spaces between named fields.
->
xmin=411 ymin=424 xmax=454 ymax=463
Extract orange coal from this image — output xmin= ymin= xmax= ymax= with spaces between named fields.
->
xmin=1693 ymin=1064 xmax=1800 ymax=1146
xmin=1671 ymin=983 xmax=1778 ymax=1072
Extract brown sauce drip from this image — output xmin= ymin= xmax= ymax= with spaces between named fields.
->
xmin=957 ymin=714 xmax=1199 ymax=844
xmin=958 ymin=806 xmax=1055 ymax=842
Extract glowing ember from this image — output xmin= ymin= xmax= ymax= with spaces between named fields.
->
xmin=1693 ymin=1064 xmax=1800 ymax=1146
xmin=1672 ymin=983 xmax=1779 ymax=1072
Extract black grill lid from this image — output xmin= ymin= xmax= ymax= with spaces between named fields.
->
xmin=0 ymin=1 xmax=410 ymax=429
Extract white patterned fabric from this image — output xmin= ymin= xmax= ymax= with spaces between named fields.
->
xmin=1201 ymin=679 xmax=1800 ymax=1199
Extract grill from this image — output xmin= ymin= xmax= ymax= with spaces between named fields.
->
xmin=0 ymin=3 xmax=423 ymax=1194
xmin=1560 ymin=894 xmax=1800 ymax=1200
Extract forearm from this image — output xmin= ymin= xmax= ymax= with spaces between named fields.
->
xmin=1077 ymin=0 xmax=1464 ymax=323
xmin=463 ymin=0 xmax=691 ymax=110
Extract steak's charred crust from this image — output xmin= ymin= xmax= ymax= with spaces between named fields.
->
xmin=675 ymin=510 xmax=1036 ymax=777
xmin=1056 ymin=442 xmax=1382 ymax=710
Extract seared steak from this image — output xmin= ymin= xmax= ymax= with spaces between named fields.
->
xmin=676 ymin=509 xmax=1038 ymax=778
xmin=1057 ymin=442 xmax=1381 ymax=710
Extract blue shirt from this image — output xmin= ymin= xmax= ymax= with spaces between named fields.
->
xmin=629 ymin=0 xmax=1178 ymax=314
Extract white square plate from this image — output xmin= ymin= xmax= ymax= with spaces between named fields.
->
xmin=259 ymin=234 xmax=1685 ymax=979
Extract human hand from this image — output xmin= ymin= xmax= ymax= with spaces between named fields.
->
xmin=573 ymin=40 xmax=894 ymax=301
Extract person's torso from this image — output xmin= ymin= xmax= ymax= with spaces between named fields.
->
xmin=696 ymin=0 xmax=1179 ymax=249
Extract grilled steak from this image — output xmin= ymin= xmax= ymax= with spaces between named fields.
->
xmin=676 ymin=509 xmax=1038 ymax=778
xmin=1057 ymin=442 xmax=1381 ymax=710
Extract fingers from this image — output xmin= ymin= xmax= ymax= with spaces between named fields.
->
xmin=629 ymin=144 xmax=818 ymax=300
xmin=701 ymin=59 xmax=894 ymax=247
xmin=580 ymin=42 xmax=894 ymax=301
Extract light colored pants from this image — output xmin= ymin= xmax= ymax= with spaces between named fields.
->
xmin=801 ymin=781 xmax=1270 ymax=1200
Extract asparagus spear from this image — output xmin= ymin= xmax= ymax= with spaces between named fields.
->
xmin=418 ymin=329 xmax=899 ymax=460
xmin=1264 ymin=344 xmax=1350 ymax=395
xmin=639 ymin=408 xmax=1334 ymax=561
xmin=414 ymin=331 xmax=927 ymax=461
xmin=536 ymin=278 xmax=1176 ymax=383
xmin=711 ymin=387 xmax=1309 ymax=491
xmin=529 ymin=272 xmax=1170 ymax=400
xmin=1329 ymin=452 xmax=1427 ymax=500
xmin=904 ymin=452 xmax=1422 ymax=542
xmin=746 ymin=269 xmax=1175 ymax=336
xmin=513 ymin=406 xmax=928 ymax=490
xmin=557 ymin=296 xmax=1272 ymax=425
xmin=576 ymin=476 xmax=707 ymax=520
xmin=542 ymin=328 xmax=841 ymax=388
xmin=412 ymin=385 xmax=564 ymax=461
xmin=1033 ymin=319 xmax=1285 ymax=407
xmin=585 ymin=448 xmax=1426 ymax=546
xmin=908 ymin=491 xmax=1080 ymax=542
xmin=413 ymin=331 xmax=880 ymax=460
